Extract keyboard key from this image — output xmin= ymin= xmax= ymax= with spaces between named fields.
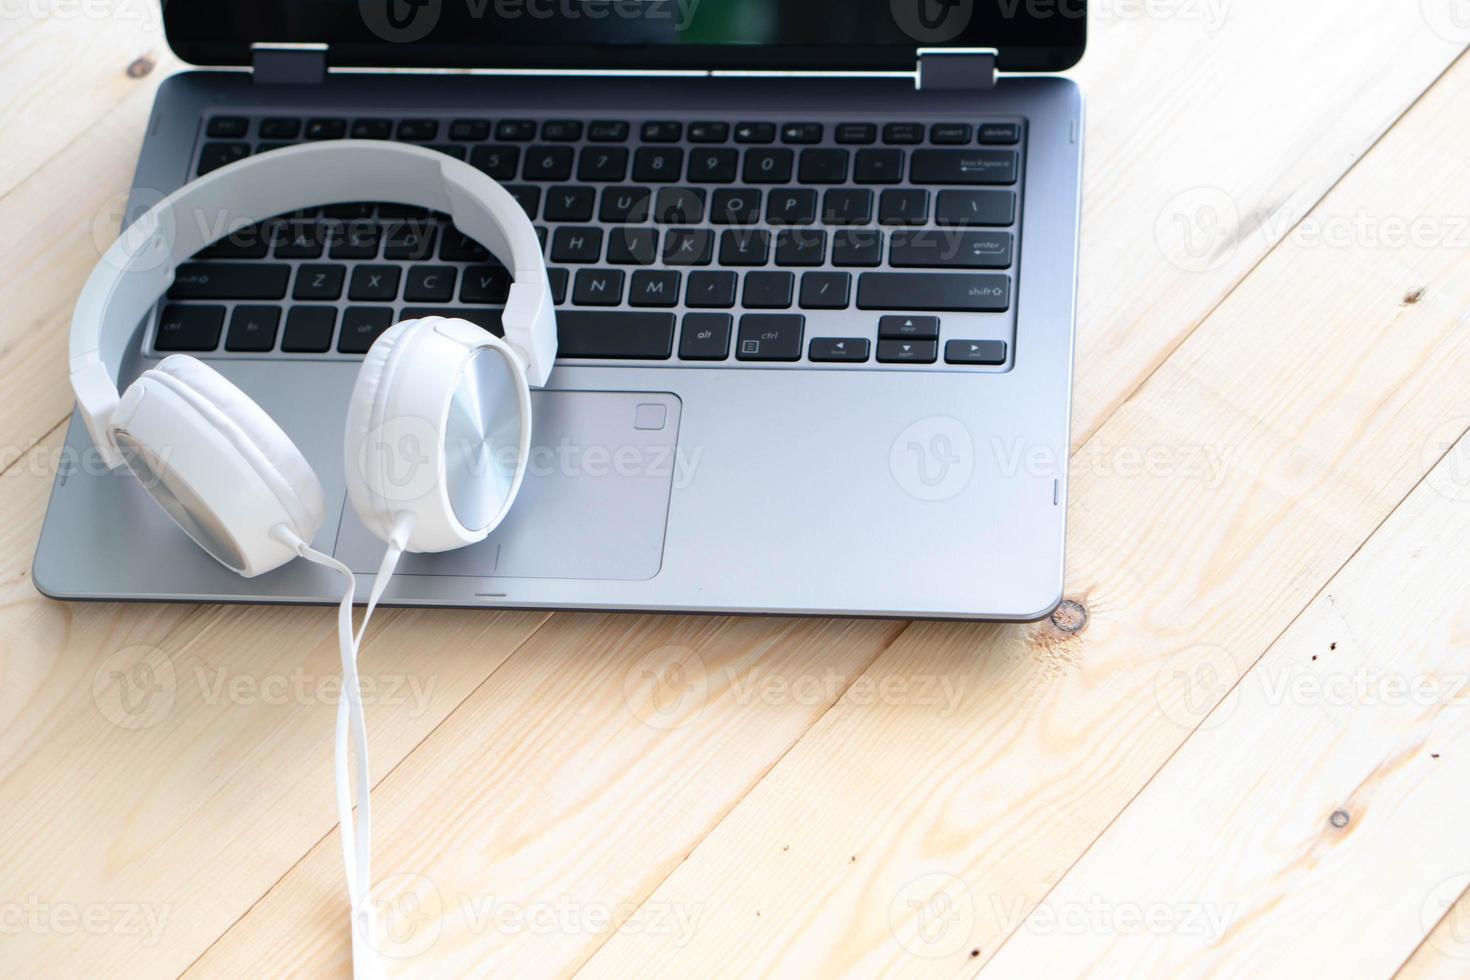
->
xmin=198 ymin=142 xmax=249 ymax=175
xmin=781 ymin=123 xmax=822 ymax=144
xmin=197 ymin=224 xmax=269 ymax=259
xmin=272 ymin=221 xmax=327 ymax=258
xmin=642 ymin=121 xmax=683 ymax=142
xmin=572 ymin=268 xmax=625 ymax=306
xmin=719 ymin=229 xmax=770 ymax=266
xmin=396 ymin=119 xmax=439 ymax=141
xmin=383 ymin=221 xmax=438 ymax=260
xmin=225 ymin=305 xmax=281 ymax=352
xmin=736 ymin=314 xmax=803 ymax=361
xmin=293 ymin=263 xmax=345 ymax=300
xmin=507 ymin=185 xmax=541 ymax=218
xmin=879 ymin=189 xmax=930 ymax=225
xmin=523 ymin=145 xmax=574 ymax=181
xmin=439 ymin=227 xmax=491 ymax=262
xmin=460 ymin=264 xmax=512 ymax=304
xmin=338 ymin=308 xmax=396 ymax=353
xmin=743 ymin=148 xmax=793 ymax=183
xmin=687 ymin=148 xmax=738 ymax=183
xmin=304 ymin=118 xmax=346 ymax=140
xmin=775 ymin=229 xmax=826 ymax=266
xmin=633 ymin=146 xmax=684 ymax=183
xmin=259 ymin=117 xmax=301 ymax=140
xmin=734 ymin=122 xmax=776 ymax=144
xmin=890 ymin=230 xmax=1013 ymax=268
xmin=883 ymin=122 xmax=923 ymax=144
xmin=322 ymin=202 xmax=375 ymax=220
xmin=654 ymin=187 xmax=705 ymax=224
xmin=548 ymin=267 xmax=568 ymax=304
xmin=206 ymin=116 xmax=247 ymax=138
xmin=743 ymin=271 xmax=794 ymax=309
xmin=378 ymin=204 xmax=427 ymax=219
xmin=945 ymin=339 xmax=1007 ymax=365
xmin=629 ymin=269 xmax=682 ymax=307
xmin=587 ymin=120 xmax=629 ymax=142
xmin=282 ymin=307 xmax=336 ymax=353
xmin=766 ymin=189 xmax=817 ymax=225
xmin=328 ymin=222 xmax=382 ymax=259
xmin=686 ymin=270 xmax=737 ymax=308
xmin=831 ymin=229 xmax=884 ymax=267
xmin=662 ymin=228 xmax=713 ymax=266
xmin=404 ymin=265 xmax=458 ymax=302
xmin=155 ymin=305 xmax=224 ymax=351
xmin=799 ymin=272 xmax=852 ymax=310
xmin=877 ymin=339 xmax=937 ymax=363
xmin=470 ymin=145 xmax=520 ymax=180
xmin=550 ymin=227 xmax=604 ymax=263
xmin=979 ymin=122 xmax=1022 ymax=145
xmin=427 ymin=143 xmax=466 ymax=160
xmin=936 ymin=190 xmax=1016 ymax=226
xmin=688 ymin=122 xmax=730 ymax=143
xmin=350 ymin=119 xmax=392 ymax=139
xmin=711 ymin=188 xmax=762 ymax=225
xmin=558 ymin=311 xmax=674 ymax=359
xmin=349 ymin=265 xmax=401 ymax=301
xmin=857 ymin=273 xmax=1009 ymax=311
xmin=822 ymin=189 xmax=873 ymax=226
xmin=798 ymin=149 xmax=849 ymax=184
xmin=599 ymin=186 xmax=651 ymax=222
xmin=449 ymin=119 xmax=491 ymax=141
xmin=879 ymin=315 xmax=940 ymax=340
xmin=835 ymin=122 xmax=877 ymax=145
xmin=168 ymin=263 xmax=289 ymax=300
xmin=910 ymin=149 xmax=1019 ymax=185
xmin=496 ymin=120 xmax=537 ymax=141
xmin=930 ymin=123 xmax=973 ymax=144
xmin=541 ymin=120 xmax=583 ymax=141
xmin=578 ymin=146 xmax=629 ymax=181
xmin=544 ymin=186 xmax=596 ymax=222
xmin=398 ymin=307 xmax=502 ymax=334
xmin=679 ymin=313 xmax=732 ymax=360
xmin=853 ymin=148 xmax=904 ymax=184
xmin=607 ymin=228 xmax=659 ymax=265
xmin=809 ymin=337 xmax=869 ymax=362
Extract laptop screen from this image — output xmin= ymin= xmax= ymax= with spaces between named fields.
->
xmin=165 ymin=0 xmax=1086 ymax=72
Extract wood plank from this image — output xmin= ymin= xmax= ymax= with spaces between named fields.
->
xmin=0 ymin=3 xmax=176 ymax=197
xmin=184 ymin=614 xmax=907 ymax=976
xmin=981 ymin=430 xmax=1470 ymax=976
xmin=0 ymin=430 xmax=552 ymax=977
xmin=576 ymin=51 xmax=1470 ymax=978
xmin=1399 ymin=888 xmax=1470 ymax=979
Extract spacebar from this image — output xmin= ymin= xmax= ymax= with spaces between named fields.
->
xmin=857 ymin=273 xmax=1010 ymax=312
xmin=556 ymin=311 xmax=675 ymax=359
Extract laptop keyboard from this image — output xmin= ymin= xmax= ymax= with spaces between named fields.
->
xmin=159 ymin=113 xmax=1024 ymax=370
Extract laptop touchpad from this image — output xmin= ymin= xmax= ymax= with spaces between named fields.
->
xmin=332 ymin=390 xmax=681 ymax=581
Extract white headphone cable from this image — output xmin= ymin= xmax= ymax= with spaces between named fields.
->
xmin=273 ymin=513 xmax=415 ymax=979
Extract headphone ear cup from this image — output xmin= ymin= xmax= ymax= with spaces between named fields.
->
xmin=343 ymin=320 xmax=422 ymax=543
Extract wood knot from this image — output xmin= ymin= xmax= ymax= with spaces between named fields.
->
xmin=126 ymin=53 xmax=156 ymax=79
xmin=1049 ymin=599 xmax=1088 ymax=635
xmin=1401 ymin=288 xmax=1426 ymax=306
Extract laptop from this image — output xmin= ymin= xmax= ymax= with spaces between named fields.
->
xmin=34 ymin=0 xmax=1085 ymax=620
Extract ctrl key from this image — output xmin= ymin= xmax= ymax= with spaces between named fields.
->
xmin=736 ymin=314 xmax=804 ymax=362
xmin=155 ymin=304 xmax=224 ymax=351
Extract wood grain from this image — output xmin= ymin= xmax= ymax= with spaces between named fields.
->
xmin=578 ymin=49 xmax=1470 ymax=979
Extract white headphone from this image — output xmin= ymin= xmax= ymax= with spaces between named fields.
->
xmin=70 ymin=140 xmax=558 ymax=974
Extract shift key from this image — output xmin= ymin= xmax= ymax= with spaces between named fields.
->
xmin=168 ymin=262 xmax=291 ymax=300
xmin=858 ymin=273 xmax=1010 ymax=312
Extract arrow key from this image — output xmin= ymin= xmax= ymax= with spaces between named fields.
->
xmin=809 ymin=337 xmax=870 ymax=363
xmin=878 ymin=315 xmax=939 ymax=340
xmin=944 ymin=339 xmax=1008 ymax=365
xmin=877 ymin=339 xmax=937 ymax=364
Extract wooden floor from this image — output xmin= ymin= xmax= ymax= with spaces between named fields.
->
xmin=3 ymin=4 xmax=1470 ymax=977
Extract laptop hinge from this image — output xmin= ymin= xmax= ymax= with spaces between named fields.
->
xmin=250 ymin=44 xmax=328 ymax=85
xmin=915 ymin=48 xmax=998 ymax=91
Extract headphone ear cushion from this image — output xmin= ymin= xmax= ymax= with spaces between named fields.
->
xmin=343 ymin=319 xmax=422 ymax=540
xmin=149 ymin=355 xmax=327 ymax=538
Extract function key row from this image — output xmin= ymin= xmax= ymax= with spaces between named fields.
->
xmin=205 ymin=116 xmax=1022 ymax=147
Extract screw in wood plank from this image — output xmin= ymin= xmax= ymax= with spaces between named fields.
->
xmin=126 ymin=53 xmax=156 ymax=78
xmin=1330 ymin=810 xmax=1350 ymax=829
xmin=1050 ymin=599 xmax=1088 ymax=635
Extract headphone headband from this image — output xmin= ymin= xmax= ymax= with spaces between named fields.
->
xmin=70 ymin=141 xmax=556 ymax=467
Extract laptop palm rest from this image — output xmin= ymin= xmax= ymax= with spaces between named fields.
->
xmin=331 ymin=390 xmax=680 ymax=581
